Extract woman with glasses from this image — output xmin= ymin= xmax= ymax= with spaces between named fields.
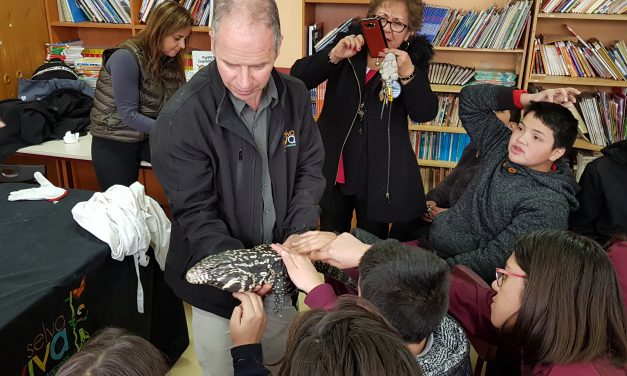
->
xmin=449 ymin=230 xmax=627 ymax=375
xmin=291 ymin=0 xmax=438 ymax=241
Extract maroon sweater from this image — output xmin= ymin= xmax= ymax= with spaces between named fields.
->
xmin=448 ymin=266 xmax=626 ymax=375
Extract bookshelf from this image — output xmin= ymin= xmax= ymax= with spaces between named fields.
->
xmin=43 ymin=0 xmax=212 ymax=51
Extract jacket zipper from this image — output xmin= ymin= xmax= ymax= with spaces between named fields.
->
xmin=334 ymin=58 xmax=363 ymax=185
xmin=385 ymin=104 xmax=392 ymax=204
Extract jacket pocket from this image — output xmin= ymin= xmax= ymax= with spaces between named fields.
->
xmin=236 ymin=146 xmax=243 ymax=189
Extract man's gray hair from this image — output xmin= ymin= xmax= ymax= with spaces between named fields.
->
xmin=212 ymin=0 xmax=282 ymax=52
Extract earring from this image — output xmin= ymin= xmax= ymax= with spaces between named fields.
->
xmin=400 ymin=40 xmax=410 ymax=50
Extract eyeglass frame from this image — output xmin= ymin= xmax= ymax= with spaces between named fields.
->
xmin=374 ymin=15 xmax=409 ymax=33
xmin=495 ymin=267 xmax=527 ymax=287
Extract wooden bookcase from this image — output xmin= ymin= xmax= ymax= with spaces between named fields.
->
xmin=43 ymin=0 xmax=211 ymax=51
xmin=523 ymin=1 xmax=627 ymax=90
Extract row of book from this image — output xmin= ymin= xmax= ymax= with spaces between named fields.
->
xmin=410 ymin=93 xmax=461 ymax=128
xmin=428 ymin=63 xmax=475 ymax=86
xmin=410 ymin=130 xmax=472 ymax=163
xmin=540 ymin=0 xmax=627 ymax=14
xmin=140 ymin=0 xmax=213 ymax=25
xmin=532 ymin=37 xmax=627 ymax=81
xmin=310 ymin=81 xmax=327 ymax=119
xmin=57 ymin=0 xmax=132 ymax=24
xmin=418 ymin=1 xmax=532 ymax=50
xmin=419 ymin=167 xmax=453 ymax=193
xmin=576 ymin=90 xmax=626 ymax=146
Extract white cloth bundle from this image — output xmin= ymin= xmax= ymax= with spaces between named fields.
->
xmin=71 ymin=182 xmax=171 ymax=313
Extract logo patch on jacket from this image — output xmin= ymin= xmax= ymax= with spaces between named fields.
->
xmin=283 ymin=130 xmax=296 ymax=149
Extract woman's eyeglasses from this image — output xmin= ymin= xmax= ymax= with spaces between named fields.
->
xmin=376 ymin=16 xmax=408 ymax=33
xmin=495 ymin=267 xmax=527 ymax=287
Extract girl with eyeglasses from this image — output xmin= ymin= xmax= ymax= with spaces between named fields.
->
xmin=291 ymin=0 xmax=438 ymax=243
xmin=449 ymin=229 xmax=627 ymax=375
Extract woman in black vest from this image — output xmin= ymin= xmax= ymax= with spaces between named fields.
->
xmin=90 ymin=2 xmax=193 ymax=190
xmin=291 ymin=0 xmax=438 ymax=240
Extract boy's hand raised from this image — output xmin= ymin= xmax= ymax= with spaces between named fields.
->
xmin=521 ymin=87 xmax=581 ymax=108
xmin=230 ymin=292 xmax=267 ymax=346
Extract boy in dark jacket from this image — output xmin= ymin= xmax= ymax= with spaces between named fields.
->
xmin=270 ymin=240 xmax=472 ymax=376
xmin=427 ymin=84 xmax=580 ymax=281
xmin=570 ymin=140 xmax=627 ymax=244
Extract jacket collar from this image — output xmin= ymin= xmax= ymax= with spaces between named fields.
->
xmin=209 ymin=62 xmax=286 ymax=156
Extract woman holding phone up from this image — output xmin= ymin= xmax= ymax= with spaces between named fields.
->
xmin=291 ymin=0 xmax=438 ymax=241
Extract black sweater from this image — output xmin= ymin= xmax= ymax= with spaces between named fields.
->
xmin=291 ymin=27 xmax=438 ymax=222
xmin=570 ymin=140 xmax=627 ymax=244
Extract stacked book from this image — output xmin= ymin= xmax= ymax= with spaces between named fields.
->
xmin=532 ymin=37 xmax=627 ymax=81
xmin=576 ymin=90 xmax=626 ymax=146
xmin=409 ymin=93 xmax=461 ymax=128
xmin=410 ymin=130 xmax=472 ymax=163
xmin=58 ymin=0 xmax=131 ymax=24
xmin=540 ymin=0 xmax=627 ymax=14
xmin=426 ymin=1 xmax=532 ymax=50
xmin=428 ymin=63 xmax=475 ymax=86
xmin=46 ymin=40 xmax=84 ymax=66
xmin=140 ymin=0 xmax=212 ymax=26
xmin=470 ymin=70 xmax=517 ymax=86
xmin=74 ymin=57 xmax=102 ymax=88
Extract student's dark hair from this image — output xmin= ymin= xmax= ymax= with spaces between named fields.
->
xmin=276 ymin=296 xmax=423 ymax=376
xmin=358 ymin=242 xmax=449 ymax=343
xmin=510 ymin=108 xmax=522 ymax=124
xmin=504 ymin=230 xmax=627 ymax=368
xmin=55 ymin=327 xmax=169 ymax=376
xmin=522 ymin=101 xmax=577 ymax=149
xmin=134 ymin=1 xmax=193 ymax=82
xmin=367 ymin=0 xmax=425 ymax=36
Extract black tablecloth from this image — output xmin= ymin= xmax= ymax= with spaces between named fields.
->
xmin=0 ymin=184 xmax=188 ymax=374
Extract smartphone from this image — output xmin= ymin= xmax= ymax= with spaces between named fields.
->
xmin=360 ymin=17 xmax=388 ymax=58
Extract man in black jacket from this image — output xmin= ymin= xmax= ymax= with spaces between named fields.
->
xmin=150 ymin=1 xmax=325 ymax=374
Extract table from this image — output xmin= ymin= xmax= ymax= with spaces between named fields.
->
xmin=2 ymin=135 xmax=168 ymax=209
xmin=0 ymin=184 xmax=188 ymax=374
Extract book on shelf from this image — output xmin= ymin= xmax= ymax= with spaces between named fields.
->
xmin=575 ymin=89 xmax=627 ymax=147
xmin=419 ymin=167 xmax=453 ymax=192
xmin=310 ymin=81 xmax=327 ymax=119
xmin=57 ymin=0 xmax=89 ymax=22
xmin=183 ymin=50 xmax=214 ymax=81
xmin=429 ymin=1 xmax=532 ymax=50
xmin=428 ymin=63 xmax=475 ymax=86
xmin=540 ymin=0 xmax=627 ymax=14
xmin=410 ymin=130 xmax=471 ymax=164
xmin=308 ymin=23 xmax=323 ymax=56
xmin=314 ymin=18 xmax=354 ymax=53
xmin=140 ymin=0 xmax=212 ymax=26
xmin=532 ymin=35 xmax=627 ymax=80
xmin=409 ymin=93 xmax=461 ymax=128
xmin=418 ymin=5 xmax=449 ymax=44
xmin=75 ymin=0 xmax=130 ymax=24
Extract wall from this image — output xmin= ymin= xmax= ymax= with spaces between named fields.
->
xmin=275 ymin=0 xmax=303 ymax=68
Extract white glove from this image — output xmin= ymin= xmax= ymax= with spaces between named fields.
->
xmin=8 ymin=172 xmax=68 ymax=202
